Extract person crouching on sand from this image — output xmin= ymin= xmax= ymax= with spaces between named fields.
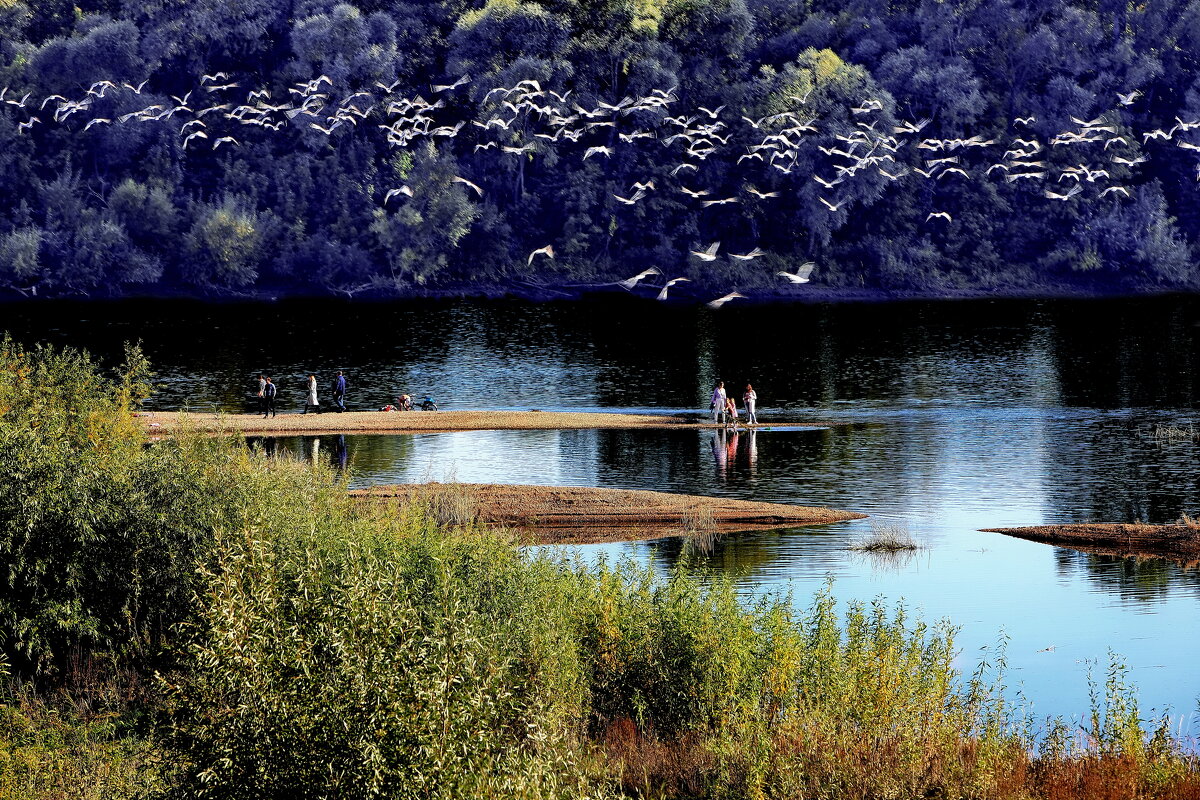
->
xmin=725 ymin=395 xmax=739 ymax=427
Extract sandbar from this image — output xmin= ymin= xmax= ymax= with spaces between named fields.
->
xmin=137 ymin=409 xmax=818 ymax=435
xmin=354 ymin=482 xmax=866 ymax=544
xmin=983 ymin=523 xmax=1200 ymax=562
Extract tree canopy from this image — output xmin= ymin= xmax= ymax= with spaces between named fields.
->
xmin=2 ymin=0 xmax=1200 ymax=299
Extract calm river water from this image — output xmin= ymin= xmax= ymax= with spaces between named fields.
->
xmin=5 ymin=295 xmax=1200 ymax=730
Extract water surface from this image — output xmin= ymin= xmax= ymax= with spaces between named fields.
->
xmin=6 ymin=295 xmax=1200 ymax=729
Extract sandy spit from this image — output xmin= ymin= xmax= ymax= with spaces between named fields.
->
xmin=136 ymin=410 xmax=813 ymax=435
xmin=983 ymin=523 xmax=1200 ymax=562
xmin=354 ymin=482 xmax=866 ymax=544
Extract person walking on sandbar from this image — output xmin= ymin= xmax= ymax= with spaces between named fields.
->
xmin=256 ymin=374 xmax=267 ymax=415
xmin=262 ymin=376 xmax=277 ymax=418
xmin=333 ymin=371 xmax=347 ymax=412
xmin=304 ymin=374 xmax=320 ymax=414
xmin=710 ymin=380 xmax=727 ymax=426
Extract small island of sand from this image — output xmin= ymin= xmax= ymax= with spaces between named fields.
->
xmin=983 ymin=523 xmax=1200 ymax=562
xmin=354 ymin=483 xmax=866 ymax=544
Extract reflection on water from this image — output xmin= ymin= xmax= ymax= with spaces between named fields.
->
xmin=8 ymin=295 xmax=1200 ymax=726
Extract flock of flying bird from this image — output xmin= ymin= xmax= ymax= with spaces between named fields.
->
xmin=4 ymin=73 xmax=1199 ymax=308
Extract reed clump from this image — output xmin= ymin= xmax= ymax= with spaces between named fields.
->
xmin=1152 ymin=423 xmax=1200 ymax=442
xmin=851 ymin=519 xmax=921 ymax=551
xmin=2 ymin=339 xmax=1199 ymax=799
xmin=680 ymin=505 xmax=719 ymax=552
xmin=413 ymin=480 xmax=480 ymax=528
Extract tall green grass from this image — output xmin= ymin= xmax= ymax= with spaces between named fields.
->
xmin=1 ymin=339 xmax=1197 ymax=799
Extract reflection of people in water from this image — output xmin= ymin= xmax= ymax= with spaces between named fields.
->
xmin=745 ymin=430 xmax=758 ymax=474
xmin=308 ymin=436 xmax=321 ymax=464
xmin=726 ymin=430 xmax=739 ymax=462
xmin=710 ymin=430 xmax=728 ymax=479
xmin=333 ymin=434 xmax=348 ymax=470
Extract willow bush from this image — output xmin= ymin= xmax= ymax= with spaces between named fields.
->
xmin=166 ymin=512 xmax=601 ymax=800
xmin=0 ymin=337 xmax=346 ymax=681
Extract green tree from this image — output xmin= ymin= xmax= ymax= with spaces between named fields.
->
xmin=183 ymin=200 xmax=263 ymax=290
xmin=370 ymin=143 xmax=479 ymax=286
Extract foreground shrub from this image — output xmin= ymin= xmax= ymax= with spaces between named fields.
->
xmin=0 ymin=692 xmax=172 ymax=800
xmin=166 ymin=510 xmax=601 ymax=800
xmin=0 ymin=338 xmax=348 ymax=680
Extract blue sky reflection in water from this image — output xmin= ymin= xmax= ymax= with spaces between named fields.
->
xmin=7 ymin=295 xmax=1200 ymax=730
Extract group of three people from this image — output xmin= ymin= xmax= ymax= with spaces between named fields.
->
xmin=710 ymin=381 xmax=758 ymax=426
xmin=256 ymin=371 xmax=347 ymax=417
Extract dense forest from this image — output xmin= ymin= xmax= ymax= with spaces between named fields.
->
xmin=2 ymin=0 xmax=1200 ymax=300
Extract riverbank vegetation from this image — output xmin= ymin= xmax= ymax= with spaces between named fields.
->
xmin=2 ymin=340 xmax=1199 ymax=799
xmin=4 ymin=0 xmax=1200 ymax=299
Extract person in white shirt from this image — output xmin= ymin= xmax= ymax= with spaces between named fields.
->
xmin=710 ymin=381 xmax=727 ymax=425
xmin=743 ymin=384 xmax=758 ymax=425
xmin=304 ymin=374 xmax=320 ymax=414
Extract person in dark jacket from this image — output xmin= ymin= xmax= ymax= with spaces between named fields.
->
xmin=262 ymin=376 xmax=277 ymax=418
xmin=333 ymin=371 xmax=347 ymax=412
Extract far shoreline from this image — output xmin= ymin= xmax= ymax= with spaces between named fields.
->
xmin=3 ymin=282 xmax=1198 ymax=308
